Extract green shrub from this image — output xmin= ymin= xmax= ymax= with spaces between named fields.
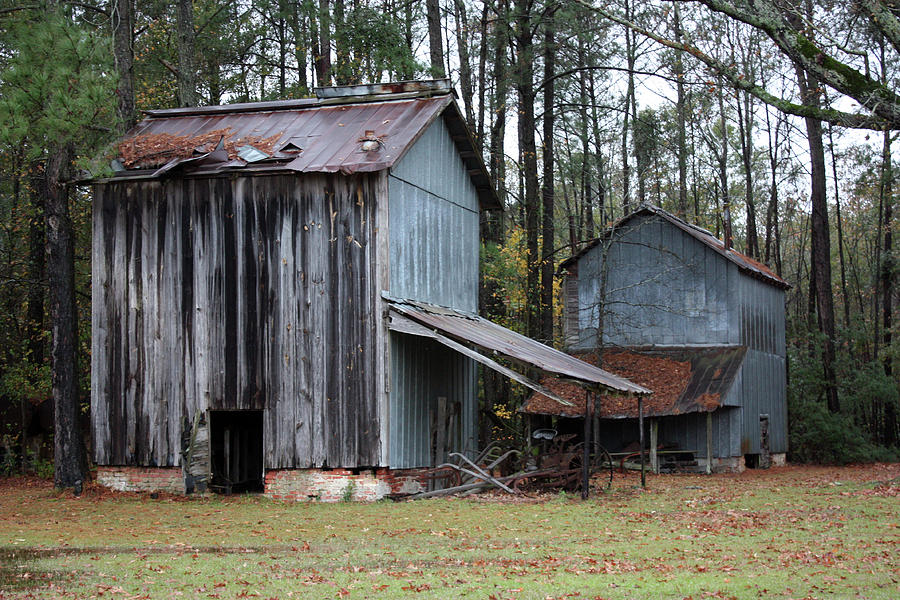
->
xmin=788 ymin=396 xmax=876 ymax=464
xmin=789 ymin=345 xmax=900 ymax=464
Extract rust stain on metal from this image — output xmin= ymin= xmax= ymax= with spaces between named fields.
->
xmin=106 ymin=83 xmax=499 ymax=209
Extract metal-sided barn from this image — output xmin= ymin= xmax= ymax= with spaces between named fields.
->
xmin=90 ymin=81 xmax=644 ymax=499
xmin=523 ymin=205 xmax=789 ymax=472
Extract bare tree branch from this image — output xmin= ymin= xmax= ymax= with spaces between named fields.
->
xmin=573 ymin=0 xmax=895 ymax=129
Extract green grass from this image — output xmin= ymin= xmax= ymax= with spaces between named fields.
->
xmin=1 ymin=464 xmax=898 ymax=599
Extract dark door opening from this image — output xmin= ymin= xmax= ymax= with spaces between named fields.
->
xmin=209 ymin=410 xmax=264 ymax=494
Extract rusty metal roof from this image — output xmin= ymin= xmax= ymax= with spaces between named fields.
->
xmin=386 ymin=298 xmax=650 ymax=395
xmin=521 ymin=346 xmax=747 ymax=419
xmin=108 ymin=80 xmax=499 ymax=209
xmin=561 ymin=205 xmax=789 ymax=289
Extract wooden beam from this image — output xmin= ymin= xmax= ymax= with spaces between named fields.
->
xmin=582 ymin=390 xmax=593 ymax=500
xmin=639 ymin=397 xmax=646 ymax=488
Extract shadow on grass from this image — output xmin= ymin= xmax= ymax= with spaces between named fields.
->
xmin=0 ymin=548 xmax=71 ymax=593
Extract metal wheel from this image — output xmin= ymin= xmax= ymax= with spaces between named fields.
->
xmin=570 ymin=441 xmax=614 ymax=491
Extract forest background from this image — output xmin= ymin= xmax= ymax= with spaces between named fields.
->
xmin=0 ymin=0 xmax=898 ymax=487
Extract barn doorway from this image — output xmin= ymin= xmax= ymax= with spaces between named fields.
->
xmin=209 ymin=410 xmax=264 ymax=494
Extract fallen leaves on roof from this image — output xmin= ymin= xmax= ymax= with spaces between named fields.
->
xmin=521 ymin=350 xmax=718 ymax=419
xmin=117 ymin=129 xmax=284 ymax=168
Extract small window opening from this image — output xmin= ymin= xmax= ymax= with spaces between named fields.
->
xmin=209 ymin=410 xmax=264 ymax=494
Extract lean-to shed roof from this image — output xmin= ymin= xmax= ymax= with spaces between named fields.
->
xmin=386 ymin=298 xmax=650 ymax=398
xmin=561 ymin=205 xmax=789 ymax=289
xmin=105 ymin=80 xmax=500 ymax=209
xmin=520 ymin=346 xmax=747 ymax=419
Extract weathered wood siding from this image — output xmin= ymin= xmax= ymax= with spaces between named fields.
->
xmin=91 ymin=173 xmax=379 ymax=468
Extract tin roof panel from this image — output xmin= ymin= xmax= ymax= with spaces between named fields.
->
xmin=387 ymin=299 xmax=650 ymax=394
xmin=110 ymin=84 xmax=500 ymax=209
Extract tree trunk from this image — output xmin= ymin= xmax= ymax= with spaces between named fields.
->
xmin=45 ymin=144 xmax=86 ymax=489
xmin=673 ymin=2 xmax=688 ymax=217
xmin=111 ymin=0 xmax=135 ymax=131
xmin=486 ymin=0 xmax=509 ymax=242
xmin=880 ymin=130 xmax=894 ymax=377
xmin=588 ymin=65 xmax=607 ymax=227
xmin=287 ymin=0 xmax=309 ymax=94
xmin=427 ymin=0 xmax=445 ymax=78
xmin=764 ymin=105 xmax=784 ymax=276
xmin=454 ymin=0 xmax=475 ymax=130
xmin=26 ymin=168 xmax=46 ymax=366
xmin=798 ymin=68 xmax=839 ymax=413
xmin=540 ymin=20 xmax=555 ymax=343
xmin=578 ymin=35 xmax=594 ymax=240
xmin=177 ymin=0 xmax=198 ymax=106
xmin=716 ymin=79 xmax=733 ymax=249
xmin=736 ymin=90 xmax=759 ymax=258
xmin=316 ymin=0 xmax=332 ymax=86
xmin=332 ymin=0 xmax=350 ymax=84
xmin=621 ymin=0 xmax=634 ymax=215
xmin=828 ymin=124 xmax=851 ymax=328
xmin=475 ymin=0 xmax=489 ymax=149
xmin=514 ymin=0 xmax=540 ymax=339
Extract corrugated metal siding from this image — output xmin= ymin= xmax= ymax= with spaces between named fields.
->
xmin=388 ymin=118 xmax=480 ymax=312
xmin=91 ymin=173 xmax=380 ymax=469
xmin=573 ymin=214 xmax=734 ymax=350
xmin=739 ymin=349 xmax=788 ymax=454
xmin=739 ymin=273 xmax=787 ymax=356
xmin=594 ymin=407 xmax=739 ymax=458
xmin=737 ymin=273 xmax=787 ymax=454
xmin=383 ymin=116 xmax=481 ymax=468
xmin=656 ymin=408 xmax=741 ymax=459
xmin=389 ymin=333 xmax=477 ymax=468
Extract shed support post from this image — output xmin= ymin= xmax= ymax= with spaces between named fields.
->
xmin=638 ymin=396 xmax=645 ymax=488
xmin=706 ymin=411 xmax=713 ymax=474
xmin=649 ymin=419 xmax=658 ymax=474
xmin=582 ymin=390 xmax=593 ymax=500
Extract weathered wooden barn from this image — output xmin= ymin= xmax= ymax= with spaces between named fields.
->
xmin=91 ymin=80 xmax=645 ymax=498
xmin=522 ymin=205 xmax=789 ymax=472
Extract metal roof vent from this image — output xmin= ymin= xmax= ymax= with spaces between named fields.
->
xmin=359 ymin=130 xmax=383 ymax=152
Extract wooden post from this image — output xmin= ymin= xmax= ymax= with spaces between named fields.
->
xmin=638 ymin=396 xmax=646 ymax=488
xmin=435 ymin=397 xmax=447 ymax=474
xmin=706 ymin=411 xmax=713 ymax=475
xmin=649 ymin=418 xmax=658 ymax=474
xmin=582 ymin=390 xmax=593 ymax=500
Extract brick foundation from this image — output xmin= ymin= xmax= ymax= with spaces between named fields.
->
xmin=96 ymin=466 xmax=185 ymax=494
xmin=265 ymin=468 xmax=432 ymax=502
xmin=95 ymin=465 xmax=433 ymax=501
